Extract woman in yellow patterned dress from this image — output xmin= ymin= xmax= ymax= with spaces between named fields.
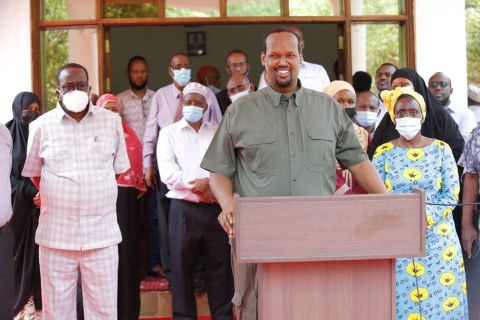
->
xmin=372 ymin=87 xmax=468 ymax=319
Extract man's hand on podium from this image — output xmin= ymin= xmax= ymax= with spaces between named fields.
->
xmin=209 ymin=172 xmax=235 ymax=238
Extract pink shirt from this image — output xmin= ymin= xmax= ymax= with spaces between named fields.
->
xmin=157 ymin=118 xmax=217 ymax=203
xmin=0 ymin=123 xmax=12 ymax=227
xmin=22 ymin=104 xmax=130 ymax=250
xmin=143 ymin=83 xmax=222 ymax=168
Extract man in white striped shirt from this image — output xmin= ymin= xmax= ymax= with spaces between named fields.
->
xmin=157 ymin=82 xmax=233 ymax=320
xmin=22 ymin=63 xmax=130 ymax=319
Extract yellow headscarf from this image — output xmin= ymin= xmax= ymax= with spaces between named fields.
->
xmin=380 ymin=87 xmax=427 ymax=124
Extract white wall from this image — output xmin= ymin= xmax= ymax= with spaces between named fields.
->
xmin=0 ymin=0 xmax=32 ymax=124
xmin=415 ymin=0 xmax=468 ymax=109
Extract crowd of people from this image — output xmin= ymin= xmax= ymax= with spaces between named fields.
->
xmin=1 ymin=25 xmax=480 ymax=320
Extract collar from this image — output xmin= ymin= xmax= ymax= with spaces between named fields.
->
xmin=266 ymin=80 xmax=304 ymax=108
xmin=444 ymin=100 xmax=456 ymax=113
xmin=177 ymin=117 xmax=211 ymax=130
xmin=54 ymin=102 xmax=96 ymax=123
xmin=129 ymin=88 xmax=153 ymax=100
xmin=170 ymin=82 xmax=183 ymax=98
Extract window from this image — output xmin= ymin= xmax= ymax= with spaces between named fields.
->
xmin=228 ymin=0 xmax=282 ymax=17
xmin=41 ymin=0 xmax=96 ymax=21
xmin=41 ymin=28 xmax=99 ymax=109
xmin=351 ymin=23 xmax=403 ymax=89
xmin=165 ymin=0 xmax=220 ymax=17
xmin=351 ymin=0 xmax=404 ymax=15
xmin=104 ymin=0 xmax=159 ymax=18
xmin=289 ymin=0 xmax=343 ymax=16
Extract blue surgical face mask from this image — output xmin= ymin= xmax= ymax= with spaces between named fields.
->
xmin=356 ymin=111 xmax=378 ymax=128
xmin=172 ymin=68 xmax=191 ymax=87
xmin=183 ymin=105 xmax=204 ymax=123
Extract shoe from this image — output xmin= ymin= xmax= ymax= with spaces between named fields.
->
xmin=147 ymin=265 xmax=164 ymax=278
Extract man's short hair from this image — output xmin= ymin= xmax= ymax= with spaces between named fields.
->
xmin=56 ymin=63 xmax=89 ymax=85
xmin=127 ymin=55 xmax=148 ymax=71
xmin=357 ymin=90 xmax=379 ymax=107
xmin=226 ymin=49 xmax=249 ymax=63
xmin=169 ymin=52 xmax=189 ymax=66
xmin=378 ymin=62 xmax=398 ymax=72
xmin=262 ymin=26 xmax=301 ymax=53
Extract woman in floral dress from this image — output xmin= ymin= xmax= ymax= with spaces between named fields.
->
xmin=372 ymin=87 xmax=468 ymax=320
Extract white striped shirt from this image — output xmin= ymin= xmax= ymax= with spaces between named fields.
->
xmin=22 ymin=104 xmax=130 ymax=250
xmin=117 ymin=88 xmax=155 ymax=143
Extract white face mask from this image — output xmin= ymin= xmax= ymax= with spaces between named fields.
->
xmin=395 ymin=117 xmax=421 ymax=140
xmin=61 ymin=90 xmax=89 ymax=113
xmin=356 ymin=111 xmax=378 ymax=128
xmin=401 ymin=85 xmax=415 ymax=92
xmin=229 ymin=89 xmax=250 ymax=103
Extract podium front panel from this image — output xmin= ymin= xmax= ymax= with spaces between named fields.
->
xmin=258 ymin=259 xmax=395 ymax=320
xmin=234 ymin=193 xmax=425 ymax=263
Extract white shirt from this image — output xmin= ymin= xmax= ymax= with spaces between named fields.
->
xmin=0 ymin=123 xmax=12 ymax=227
xmin=375 ymin=93 xmax=388 ymax=130
xmin=257 ymin=61 xmax=330 ymax=92
xmin=445 ymin=101 xmax=477 ymax=140
xmin=157 ymin=118 xmax=217 ymax=203
xmin=22 ymin=104 xmax=130 ymax=250
xmin=117 ymin=87 xmax=155 ymax=143
xmin=469 ymin=105 xmax=480 ymax=123
xmin=143 ymin=83 xmax=222 ymax=168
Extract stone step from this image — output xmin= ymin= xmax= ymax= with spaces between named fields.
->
xmin=140 ymin=290 xmax=211 ymax=319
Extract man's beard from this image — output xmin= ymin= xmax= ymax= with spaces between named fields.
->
xmin=130 ymin=78 xmax=148 ymax=91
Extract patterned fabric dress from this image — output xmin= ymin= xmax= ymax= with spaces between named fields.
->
xmin=372 ymin=140 xmax=468 ymax=320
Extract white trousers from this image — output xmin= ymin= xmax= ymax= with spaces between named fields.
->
xmin=39 ymin=245 xmax=118 ymax=320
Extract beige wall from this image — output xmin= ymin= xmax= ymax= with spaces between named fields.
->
xmin=0 ymin=0 xmax=32 ymax=123
xmin=110 ymin=23 xmax=338 ymax=94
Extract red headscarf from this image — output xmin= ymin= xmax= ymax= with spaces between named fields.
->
xmin=97 ymin=94 xmax=146 ymax=197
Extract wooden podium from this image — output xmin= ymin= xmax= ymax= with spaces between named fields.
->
xmin=233 ymin=192 xmax=426 ymax=320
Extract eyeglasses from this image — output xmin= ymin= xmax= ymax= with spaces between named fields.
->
xmin=228 ymin=84 xmax=247 ymax=95
xmin=60 ymin=83 xmax=89 ymax=93
xmin=228 ymin=62 xmax=246 ymax=69
xmin=428 ymin=81 xmax=449 ymax=89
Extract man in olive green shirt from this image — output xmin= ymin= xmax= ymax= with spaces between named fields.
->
xmin=201 ymin=27 xmax=388 ymax=319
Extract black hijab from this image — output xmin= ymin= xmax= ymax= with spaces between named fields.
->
xmin=5 ymin=92 xmax=43 ymax=313
xmin=5 ymin=92 xmax=40 ymax=184
xmin=368 ymin=68 xmax=464 ymax=161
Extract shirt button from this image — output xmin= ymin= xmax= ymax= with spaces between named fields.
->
xmin=292 ymin=179 xmax=297 ymax=183
xmin=288 ymin=109 xmax=293 ymax=113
